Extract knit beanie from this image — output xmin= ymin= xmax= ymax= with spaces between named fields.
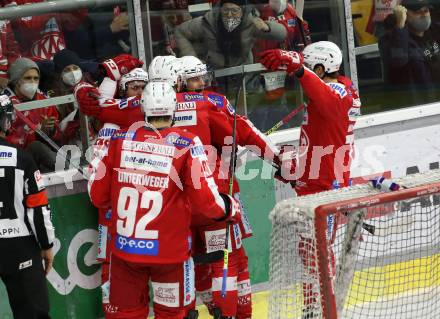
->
xmin=53 ymin=49 xmax=81 ymax=73
xmin=8 ymin=58 xmax=40 ymax=84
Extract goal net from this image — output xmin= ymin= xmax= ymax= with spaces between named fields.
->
xmin=269 ymin=170 xmax=440 ymax=319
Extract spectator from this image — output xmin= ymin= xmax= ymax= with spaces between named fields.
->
xmin=254 ymin=0 xmax=311 ymax=54
xmin=175 ymin=0 xmax=287 ymax=69
xmin=64 ymin=6 xmax=131 ymax=61
xmin=52 ymin=49 xmax=89 ymax=146
xmin=3 ymin=57 xmax=61 ymax=172
xmin=0 ymin=20 xmax=21 ymax=87
xmin=1 ymin=0 xmax=87 ymax=61
xmin=379 ymin=0 xmax=440 ymax=104
xmin=0 ymin=94 xmax=55 ymax=319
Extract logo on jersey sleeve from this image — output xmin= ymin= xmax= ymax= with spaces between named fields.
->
xmin=190 ymin=137 xmax=206 ymax=159
xmin=166 ymin=133 xmax=192 ymax=148
xmin=207 ymin=94 xmax=225 ymax=107
xmin=183 ymin=93 xmax=204 ymax=102
xmin=111 ymin=131 xmax=136 ymax=140
xmin=328 ymin=83 xmax=347 ymax=98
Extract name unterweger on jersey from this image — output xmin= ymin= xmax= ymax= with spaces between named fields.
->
xmin=83 ymin=139 xmax=390 ymax=185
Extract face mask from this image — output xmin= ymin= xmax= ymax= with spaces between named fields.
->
xmin=222 ymin=17 xmax=241 ymax=32
xmin=62 ymin=69 xmax=83 ymax=87
xmin=269 ymin=0 xmax=287 ymax=14
xmin=409 ymin=15 xmax=431 ymax=32
xmin=19 ymin=82 xmax=38 ymax=99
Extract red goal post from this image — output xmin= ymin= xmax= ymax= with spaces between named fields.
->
xmin=269 ymin=170 xmax=440 ymax=319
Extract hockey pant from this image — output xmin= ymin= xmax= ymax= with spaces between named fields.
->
xmin=297 ymin=187 xmax=336 ymax=308
xmin=0 ymin=237 xmax=50 ymax=319
xmin=107 ymin=254 xmax=195 ymax=319
xmin=196 ymin=247 xmax=252 ymax=318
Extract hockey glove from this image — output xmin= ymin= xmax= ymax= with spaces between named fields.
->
xmin=218 ymin=193 xmax=242 ymax=224
xmin=101 ymin=54 xmax=144 ymax=81
xmin=260 ymin=49 xmax=304 ymax=74
xmin=274 ymin=144 xmax=297 ymax=187
xmin=74 ymin=82 xmax=101 ymax=117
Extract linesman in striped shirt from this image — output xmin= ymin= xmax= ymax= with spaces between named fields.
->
xmin=0 ymin=94 xmax=55 ymax=319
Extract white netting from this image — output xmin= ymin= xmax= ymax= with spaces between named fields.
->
xmin=269 ymin=170 xmax=440 ymax=319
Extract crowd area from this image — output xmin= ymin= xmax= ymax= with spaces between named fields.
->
xmin=0 ymin=0 xmax=312 ymax=172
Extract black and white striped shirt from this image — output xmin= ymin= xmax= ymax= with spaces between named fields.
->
xmin=0 ymin=138 xmax=54 ymax=249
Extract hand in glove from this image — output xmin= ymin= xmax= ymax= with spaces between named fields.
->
xmin=218 ymin=194 xmax=242 ymax=224
xmin=260 ymin=49 xmax=304 ymax=74
xmin=274 ymin=144 xmax=297 ymax=187
xmin=74 ymin=82 xmax=101 ymax=117
xmin=101 ymin=54 xmax=144 ymax=81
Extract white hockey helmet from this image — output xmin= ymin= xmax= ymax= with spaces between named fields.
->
xmin=179 ymin=56 xmax=207 ymax=81
xmin=141 ymin=81 xmax=177 ymax=118
xmin=118 ymin=68 xmax=149 ymax=94
xmin=148 ymin=55 xmax=183 ymax=87
xmin=302 ymin=41 xmax=343 ymax=74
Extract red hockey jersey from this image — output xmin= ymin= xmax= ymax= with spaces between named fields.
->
xmin=295 ymin=68 xmax=355 ymax=195
xmin=80 ymin=89 xmax=279 ymax=249
xmin=254 ymin=3 xmax=311 ymax=54
xmin=89 ymin=126 xmax=228 ymax=264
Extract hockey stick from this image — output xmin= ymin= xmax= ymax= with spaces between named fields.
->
xmin=221 ymin=68 xmax=245 ymax=298
xmin=265 ymin=103 xmax=305 ymax=135
xmin=14 ymin=109 xmax=87 ymax=178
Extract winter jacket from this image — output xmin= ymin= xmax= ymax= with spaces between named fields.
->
xmin=175 ymin=5 xmax=287 ymax=68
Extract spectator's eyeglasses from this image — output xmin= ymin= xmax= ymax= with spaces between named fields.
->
xmin=221 ymin=7 xmax=242 ymax=16
xmin=127 ymin=84 xmax=146 ymax=91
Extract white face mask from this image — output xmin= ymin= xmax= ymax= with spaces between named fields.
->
xmin=19 ymin=82 xmax=38 ymax=99
xmin=269 ymin=0 xmax=287 ymax=14
xmin=222 ymin=17 xmax=241 ymax=32
xmin=62 ymin=69 xmax=83 ymax=87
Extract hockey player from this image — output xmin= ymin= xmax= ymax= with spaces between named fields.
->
xmin=0 ymin=94 xmax=55 ymax=318
xmin=88 ymin=81 xmax=241 ymax=319
xmin=75 ymin=55 xmax=292 ymax=318
xmin=90 ymin=67 xmax=149 ymax=315
xmin=260 ymin=42 xmax=360 ymax=318
xmin=260 ymin=41 xmax=359 ymax=195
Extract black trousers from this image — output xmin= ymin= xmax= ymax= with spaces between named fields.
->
xmin=0 ymin=236 xmax=50 ymax=319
